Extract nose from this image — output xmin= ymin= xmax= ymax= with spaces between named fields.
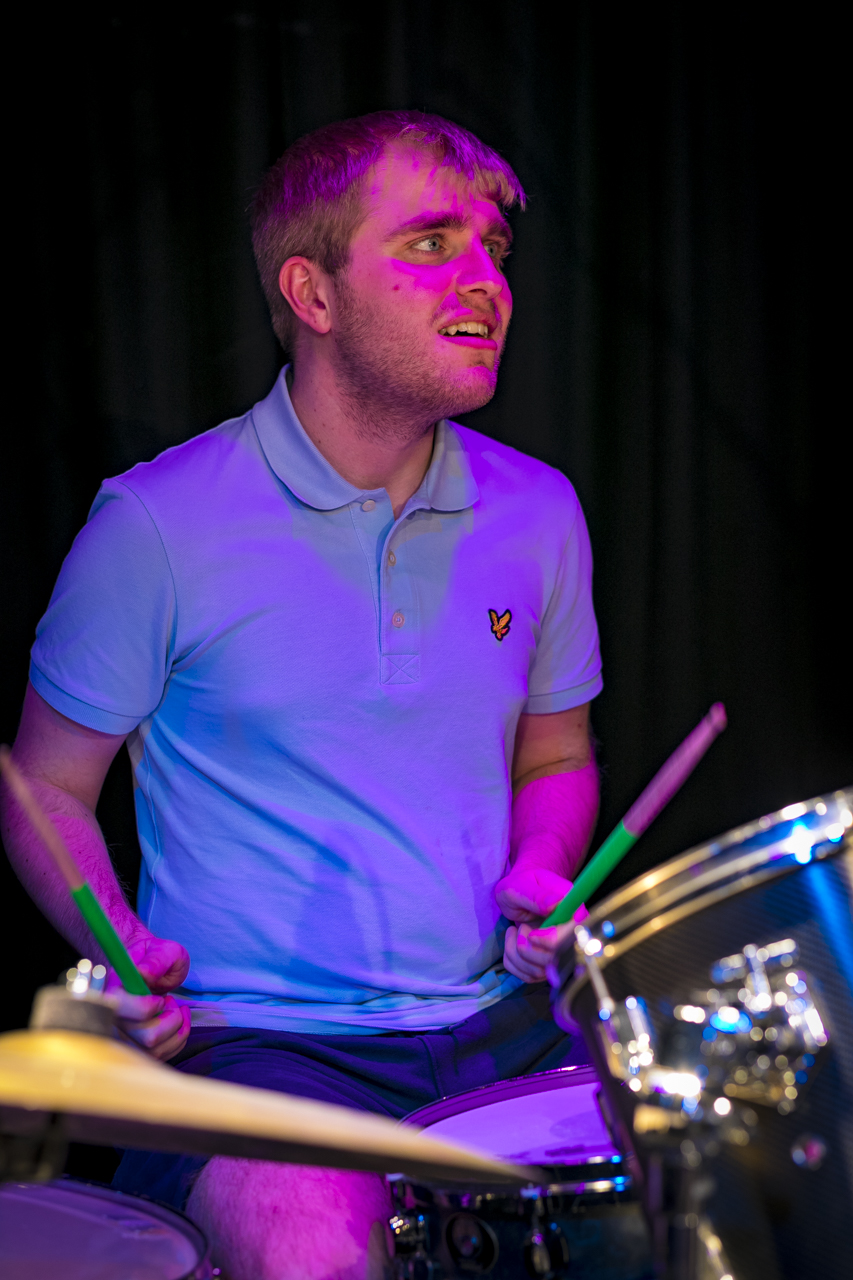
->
xmin=453 ymin=238 xmax=507 ymax=303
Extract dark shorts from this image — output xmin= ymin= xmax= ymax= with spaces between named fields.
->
xmin=113 ymin=982 xmax=588 ymax=1210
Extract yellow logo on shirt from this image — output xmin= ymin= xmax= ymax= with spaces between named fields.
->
xmin=488 ymin=608 xmax=512 ymax=642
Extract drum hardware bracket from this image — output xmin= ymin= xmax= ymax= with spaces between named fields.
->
xmin=574 ymin=928 xmax=829 ymax=1133
xmin=389 ymin=1209 xmax=440 ymax=1277
xmin=522 ymin=1212 xmax=570 ymax=1278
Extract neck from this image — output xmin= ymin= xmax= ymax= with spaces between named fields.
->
xmin=289 ymin=353 xmax=435 ymax=517
xmin=288 ymin=354 xmax=436 ymax=519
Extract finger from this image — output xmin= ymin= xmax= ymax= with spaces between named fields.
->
xmin=120 ymin=1002 xmax=185 ymax=1050
xmin=148 ymin=1010 xmax=192 ymax=1062
xmin=505 ymin=953 xmax=548 ymax=982
xmin=150 ymin=1028 xmax=190 ymax=1062
xmin=503 ymin=929 xmax=528 ymax=980
xmin=500 ymin=905 xmax=541 ymax=924
xmin=139 ymin=957 xmax=190 ymax=992
xmin=503 ymin=947 xmax=546 ymax=982
xmin=109 ymin=990 xmax=167 ymax=1023
xmin=516 ymin=934 xmax=556 ymax=968
xmin=504 ymin=928 xmax=549 ymax=983
xmin=131 ymin=940 xmax=191 ymax=991
xmin=518 ymin=940 xmax=557 ymax=966
xmin=516 ymin=923 xmax=561 ymax=962
xmin=494 ymin=885 xmax=538 ymax=920
xmin=521 ymin=928 xmax=563 ymax=960
xmin=527 ymin=920 xmax=576 ymax=948
xmin=121 ymin=1004 xmax=191 ymax=1061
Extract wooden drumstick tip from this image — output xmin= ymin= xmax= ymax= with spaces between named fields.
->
xmin=0 ymin=744 xmax=84 ymax=891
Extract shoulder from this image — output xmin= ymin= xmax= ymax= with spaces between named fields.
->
xmin=448 ymin=421 xmax=581 ymax=522
xmin=95 ymin=412 xmax=258 ymax=524
xmin=109 ymin=413 xmax=253 ymax=497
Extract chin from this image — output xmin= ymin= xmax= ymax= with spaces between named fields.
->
xmin=443 ymin=366 xmax=498 ymax=416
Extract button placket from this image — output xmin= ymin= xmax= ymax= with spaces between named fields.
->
xmin=349 ymin=492 xmax=392 ymax=629
xmin=379 ymin=513 xmax=421 ymax=684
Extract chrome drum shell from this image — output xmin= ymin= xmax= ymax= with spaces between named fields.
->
xmin=552 ymin=789 xmax=853 ymax=1280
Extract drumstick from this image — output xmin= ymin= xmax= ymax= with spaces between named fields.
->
xmin=541 ymin=703 xmax=727 ymax=928
xmin=0 ymin=745 xmax=151 ymax=995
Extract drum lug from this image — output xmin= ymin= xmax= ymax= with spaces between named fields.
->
xmin=577 ymin=926 xmax=830 ymax=1128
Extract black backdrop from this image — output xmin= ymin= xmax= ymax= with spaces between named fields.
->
xmin=2 ymin=2 xmax=849 ymax=1045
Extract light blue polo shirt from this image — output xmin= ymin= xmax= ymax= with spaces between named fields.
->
xmin=30 ymin=368 xmax=602 ymax=1033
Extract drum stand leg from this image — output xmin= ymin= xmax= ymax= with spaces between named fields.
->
xmin=648 ymin=1152 xmax=711 ymax=1280
xmin=0 ymin=1112 xmax=68 ymax=1184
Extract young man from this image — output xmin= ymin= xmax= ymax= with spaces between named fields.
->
xmin=1 ymin=112 xmax=601 ymax=1278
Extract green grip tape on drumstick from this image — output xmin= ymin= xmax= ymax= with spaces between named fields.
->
xmin=542 ymin=821 xmax=636 ymax=927
xmin=0 ymin=744 xmax=152 ymax=997
xmin=540 ymin=703 xmax=728 ymax=930
xmin=70 ymin=883 xmax=151 ymax=995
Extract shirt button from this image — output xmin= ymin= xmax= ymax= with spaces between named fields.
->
xmin=361 ymin=499 xmax=376 ymax=512
xmin=388 ymin=551 xmax=397 ymax=566
xmin=392 ymin=611 xmax=405 ymax=628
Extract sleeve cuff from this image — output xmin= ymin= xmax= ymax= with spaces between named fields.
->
xmin=29 ymin=663 xmax=145 ymax=735
xmin=524 ymin=672 xmax=603 ymax=715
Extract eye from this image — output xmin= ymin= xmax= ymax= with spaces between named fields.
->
xmin=410 ymin=236 xmax=443 ymax=252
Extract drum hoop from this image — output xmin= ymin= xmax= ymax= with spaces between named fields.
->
xmin=400 ymin=1064 xmax=602 ymax=1130
xmin=560 ymin=834 xmax=852 ymax=1016
xmin=0 ymin=1177 xmax=210 ymax=1277
xmin=582 ymin=788 xmax=852 ymax=928
xmin=558 ymin=788 xmax=852 ymax=982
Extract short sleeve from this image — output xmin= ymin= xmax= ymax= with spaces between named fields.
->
xmin=29 ymin=480 xmax=177 ymax=734
xmin=525 ymin=494 xmax=603 ymax=713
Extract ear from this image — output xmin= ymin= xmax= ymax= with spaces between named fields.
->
xmin=278 ymin=257 xmax=333 ymax=335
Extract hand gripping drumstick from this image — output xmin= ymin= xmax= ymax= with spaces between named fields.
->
xmin=0 ymin=745 xmax=151 ymax=995
xmin=541 ymin=702 xmax=728 ymax=928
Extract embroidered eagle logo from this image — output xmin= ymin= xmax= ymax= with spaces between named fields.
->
xmin=488 ymin=608 xmax=512 ymax=642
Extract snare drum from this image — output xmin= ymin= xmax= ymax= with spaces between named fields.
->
xmin=553 ymin=788 xmax=853 ymax=1280
xmin=0 ymin=1178 xmax=212 ymax=1279
xmin=389 ymin=1065 xmax=654 ymax=1278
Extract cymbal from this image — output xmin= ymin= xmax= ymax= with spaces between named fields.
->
xmin=0 ymin=1028 xmax=529 ymax=1186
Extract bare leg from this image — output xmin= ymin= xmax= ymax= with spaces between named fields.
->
xmin=187 ymin=1157 xmax=393 ymax=1280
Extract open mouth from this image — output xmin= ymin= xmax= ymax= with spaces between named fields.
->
xmin=437 ymin=320 xmax=497 ymax=349
xmin=437 ymin=321 xmax=490 ymax=337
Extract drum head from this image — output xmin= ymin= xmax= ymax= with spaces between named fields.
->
xmin=404 ymin=1065 xmax=619 ymax=1168
xmin=0 ymin=1179 xmax=209 ymax=1280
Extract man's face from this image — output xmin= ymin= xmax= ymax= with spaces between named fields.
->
xmin=328 ymin=144 xmax=513 ymax=431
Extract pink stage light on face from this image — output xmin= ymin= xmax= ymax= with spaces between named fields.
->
xmin=315 ymin=146 xmax=516 ymax=423
xmin=250 ymin=110 xmax=525 ymax=358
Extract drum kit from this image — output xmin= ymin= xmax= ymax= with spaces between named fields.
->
xmin=2 ymin=787 xmax=851 ymax=1279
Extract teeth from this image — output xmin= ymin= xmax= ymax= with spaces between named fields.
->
xmin=439 ymin=322 xmax=489 ymax=337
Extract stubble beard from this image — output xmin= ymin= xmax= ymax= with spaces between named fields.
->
xmin=329 ymin=275 xmax=502 ymax=445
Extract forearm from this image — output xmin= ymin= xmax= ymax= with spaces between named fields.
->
xmin=510 ymin=761 xmax=599 ymax=878
xmin=1 ymin=773 xmax=147 ymax=961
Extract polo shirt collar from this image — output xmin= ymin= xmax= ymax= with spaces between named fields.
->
xmin=251 ymin=366 xmax=478 ymax=514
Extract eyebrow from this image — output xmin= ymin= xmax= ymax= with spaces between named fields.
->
xmin=385 ymin=210 xmax=513 ymax=246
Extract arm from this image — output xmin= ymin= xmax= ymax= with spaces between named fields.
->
xmin=0 ymin=682 xmax=190 ymax=1058
xmin=495 ymin=702 xmax=598 ymax=983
